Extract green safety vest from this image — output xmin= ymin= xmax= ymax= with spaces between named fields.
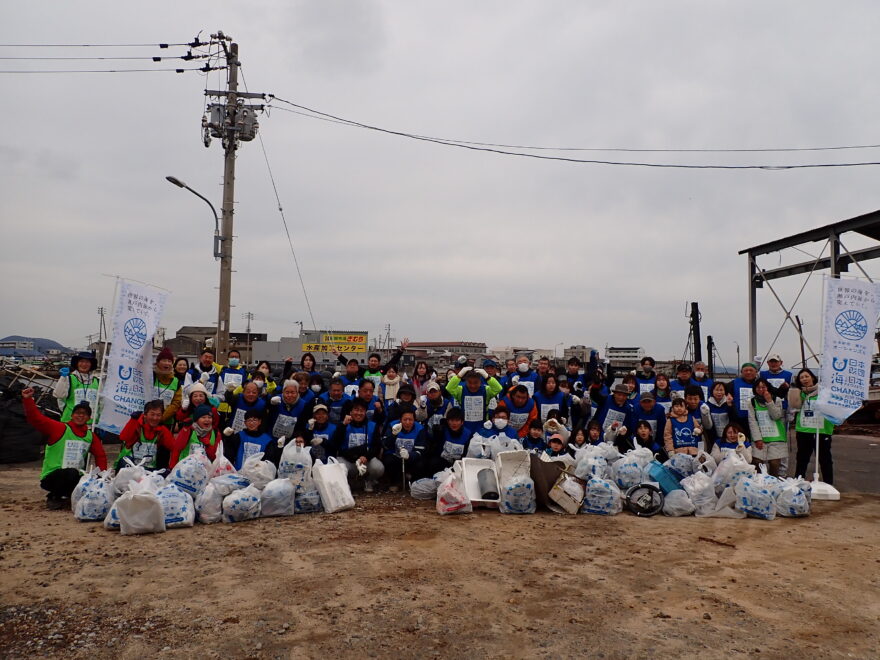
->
xmin=117 ymin=428 xmax=159 ymax=469
xmin=41 ymin=424 xmax=93 ymax=480
xmin=153 ymin=376 xmax=179 ymax=427
xmin=752 ymin=399 xmax=786 ymax=442
xmin=178 ymin=428 xmax=216 ymax=462
xmin=794 ymin=392 xmax=834 ymax=435
xmin=61 ymin=374 xmax=100 ymax=423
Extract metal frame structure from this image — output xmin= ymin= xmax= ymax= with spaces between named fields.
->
xmin=739 ymin=208 xmax=880 ymax=366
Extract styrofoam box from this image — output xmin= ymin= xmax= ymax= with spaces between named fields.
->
xmin=495 ymin=450 xmax=531 ymax=487
xmin=461 ymin=458 xmax=500 ymax=508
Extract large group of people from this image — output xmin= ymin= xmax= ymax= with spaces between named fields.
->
xmin=27 ymin=341 xmax=836 ymax=510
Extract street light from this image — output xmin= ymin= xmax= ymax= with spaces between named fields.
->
xmin=165 ymin=176 xmax=223 ymax=260
xmin=733 ymin=341 xmax=741 ymax=369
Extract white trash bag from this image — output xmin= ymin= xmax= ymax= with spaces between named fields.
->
xmin=312 ymin=457 xmax=355 ymax=513
xmin=410 ymin=478 xmax=440 ymax=500
xmin=294 ymin=479 xmax=323 ymax=514
xmin=208 ymin=446 xmax=236 ymax=478
xmin=112 ymin=457 xmax=147 ymax=496
xmin=210 ymin=473 xmax=251 ymax=496
xmin=166 ymin=455 xmax=210 ymax=498
xmin=575 ymin=454 xmax=609 ymax=480
xmin=500 ymin=475 xmax=536 ymax=514
xmin=222 ymin=485 xmax=262 ymax=522
xmin=664 ymin=453 xmax=696 ymax=480
xmin=278 ymin=443 xmax=313 ymax=484
xmin=680 ymin=471 xmax=718 ymax=517
xmin=712 ymin=452 xmax=756 ymax=494
xmin=103 ymin=499 xmax=121 ymax=530
xmin=240 ymin=453 xmax=277 ymax=490
xmin=775 ymin=477 xmax=811 ymax=517
xmin=71 ymin=468 xmax=98 ymax=513
xmin=157 ymin=484 xmax=195 ymax=528
xmin=436 ymin=469 xmax=472 ymax=515
xmin=662 ymin=489 xmax=695 ymax=517
xmin=116 ymin=478 xmax=166 ymax=535
xmin=74 ymin=470 xmax=116 ymax=522
xmin=734 ymin=473 xmax=780 ymax=520
xmin=261 ymin=478 xmax=296 ymax=517
xmin=693 ymin=450 xmax=717 ymax=476
xmin=195 ymin=481 xmax=224 ymax=524
xmin=580 ymin=477 xmax=623 ymax=516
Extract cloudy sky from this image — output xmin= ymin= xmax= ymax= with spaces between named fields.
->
xmin=3 ymin=1 xmax=880 ymax=369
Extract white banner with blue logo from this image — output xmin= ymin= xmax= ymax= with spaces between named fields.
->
xmin=97 ymin=280 xmax=168 ymax=434
xmin=816 ymin=276 xmax=880 ymax=425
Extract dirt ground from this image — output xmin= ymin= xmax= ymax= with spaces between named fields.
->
xmin=1 ymin=463 xmax=878 ymax=660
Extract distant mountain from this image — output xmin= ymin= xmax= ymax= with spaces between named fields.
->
xmin=0 ymin=335 xmax=72 ymax=353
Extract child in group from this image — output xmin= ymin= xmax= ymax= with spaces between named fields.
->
xmin=523 ymin=419 xmax=546 ymax=452
xmin=330 ymin=398 xmax=384 ymax=492
xmin=222 ymin=409 xmax=274 ymax=470
xmin=683 ymin=385 xmax=713 ymax=431
xmin=543 ymin=433 xmax=570 ymax=458
xmin=21 ymin=387 xmax=107 ymax=510
xmin=385 ymin=384 xmax=419 ymax=424
xmin=118 ymin=400 xmax=177 ymax=471
xmin=586 ymin=420 xmax=603 ymax=446
xmin=663 ymin=398 xmax=704 ymax=457
xmin=429 ymin=407 xmax=472 ymax=472
xmin=634 ymin=390 xmax=666 ymax=446
xmin=175 ymin=382 xmax=220 ymax=432
xmin=445 ymin=365 xmax=503 ymax=434
xmin=747 ymin=378 xmax=787 ymax=476
xmin=710 ymin=422 xmax=753 ymax=464
xmin=497 ymin=385 xmax=538 ymax=436
xmin=543 ymin=410 xmax=570 ymax=446
xmin=383 ymin=406 xmax=429 ymax=483
xmin=568 ymin=427 xmax=590 ymax=453
xmin=632 ymin=420 xmax=663 ymax=455
xmin=173 ymin=404 xmax=220 ymax=464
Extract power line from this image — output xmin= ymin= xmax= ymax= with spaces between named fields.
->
xmin=240 ymin=69 xmax=318 ymax=331
xmin=0 ymin=42 xmax=193 ymax=48
xmin=0 ymin=66 xmax=226 ymax=74
xmin=0 ymin=54 xmax=213 ymax=61
xmin=269 ymin=96 xmax=880 ymax=170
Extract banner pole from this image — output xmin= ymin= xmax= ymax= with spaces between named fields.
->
xmin=88 ymin=276 xmax=120 ymax=470
xmin=813 ymin=273 xmax=840 ymax=500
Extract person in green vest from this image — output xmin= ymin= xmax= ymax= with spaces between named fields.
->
xmin=788 ymin=368 xmax=835 ymax=484
xmin=52 ymin=351 xmax=100 ymax=423
xmin=21 ymin=387 xmax=108 ymax=510
xmin=746 ymin=378 xmax=788 ymax=477
xmin=118 ymin=399 xmax=176 ymax=472
xmin=151 ymin=347 xmax=182 ymax=429
xmin=172 ymin=404 xmax=219 ymax=465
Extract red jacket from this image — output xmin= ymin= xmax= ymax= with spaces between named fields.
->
xmin=120 ymin=416 xmax=176 ymax=466
xmin=23 ymin=397 xmax=107 ymax=470
xmin=172 ymin=425 xmax=220 ymax=464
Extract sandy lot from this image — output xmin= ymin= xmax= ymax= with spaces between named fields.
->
xmin=1 ymin=462 xmax=878 ymax=660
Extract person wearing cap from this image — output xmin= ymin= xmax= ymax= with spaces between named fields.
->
xmin=151 ymin=347 xmax=183 ymax=428
xmin=52 ymin=350 xmax=100 ymax=423
xmin=222 ymin=408 xmax=273 ymax=470
xmin=330 ymin=338 xmax=409 ymax=390
xmin=175 ymin=382 xmax=220 ymax=432
xmin=481 ymin=359 xmax=503 ymax=413
xmin=266 ymin=380 xmax=309 ymax=442
xmin=385 ymin=383 xmax=419 ymax=424
xmin=334 ymin=358 xmax=364 ymax=397
xmin=634 ymin=389 xmax=666 ymax=447
xmin=669 ymin=363 xmax=695 ymax=401
xmin=217 ymin=349 xmax=249 ymax=422
xmin=428 ymin=407 xmax=473 ymax=472
xmin=445 ymin=364 xmax=503 ymax=434
xmin=21 ymin=387 xmax=107 ymax=509
xmin=760 ymin=354 xmax=793 ymax=399
xmin=330 ymin=398 xmax=384 ymax=491
xmin=173 ymin=403 xmax=220 ymax=465
xmin=731 ymin=363 xmax=760 ymax=437
xmin=303 ymin=402 xmax=336 ymax=464
xmin=118 ymin=399 xmax=176 ymax=471
xmin=421 ymin=381 xmax=454 ymax=435
xmin=635 ymin=357 xmax=657 ymax=398
xmin=382 ymin=404 xmax=429 ymax=483
xmin=691 ymin=361 xmax=714 ymax=401
xmin=543 ymin=433 xmax=570 ymax=458
xmin=496 ymin=384 xmax=538 ymax=437
xmin=319 ymin=378 xmax=352 ymax=425
xmin=507 ymin=355 xmax=540 ymax=397
xmin=184 ymin=347 xmax=221 ymax=397
xmin=224 ymin=379 xmax=269 ymax=434
xmin=594 ymin=383 xmax=637 ymax=442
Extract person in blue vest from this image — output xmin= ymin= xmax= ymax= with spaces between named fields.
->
xmin=710 ymin=422 xmax=752 ymax=464
xmin=421 ymin=382 xmax=455 ymax=435
xmin=534 ymin=373 xmax=579 ymax=424
xmin=342 ymin=379 xmax=385 ymax=428
xmin=760 ymin=353 xmax=793 ymax=405
xmin=663 ymin=398 xmax=705 ymax=457
xmin=705 ymin=381 xmax=735 ymax=447
xmin=218 ymin=348 xmax=249 ymax=424
xmin=303 ymin=403 xmax=336 ymax=464
xmin=331 ymin=339 xmax=409 ymax=390
xmin=632 ymin=420 xmax=663 ymax=455
xmin=473 ymin=407 xmax=521 ymax=446
xmin=222 ymin=408 xmax=273 ymax=470
xmin=299 ymin=352 xmax=322 ymax=378
xmin=385 ymin=384 xmax=420 ymax=424
xmin=307 ymin=373 xmax=326 ymax=398
xmin=523 ymin=419 xmax=547 ymax=452
xmin=330 ymin=398 xmax=384 ymax=492
xmin=669 ymin=363 xmax=694 ymax=401
xmin=266 ymin=380 xmax=309 ymax=442
xmin=691 ymin=361 xmax=714 ymax=401
xmin=563 ymin=357 xmax=587 ymax=394
xmin=731 ymin=363 xmax=760 ymax=437
xmin=594 ymin=383 xmax=637 ymax=438
xmin=335 ymin=358 xmax=365 ymax=397
xmin=428 ymin=407 xmax=472 ymax=473
xmin=651 ymin=373 xmax=673 ymax=413
xmin=634 ymin=390 xmax=666 ymax=447
xmin=507 ymin=354 xmax=541 ymax=397
xmin=320 ymin=378 xmax=352 ymax=426
xmin=382 ymin=405 xmax=429 ymax=483
xmin=224 ymin=380 xmax=268 ymax=434
xmin=683 ymin=385 xmax=713 ymax=431
xmin=445 ymin=366 xmax=503 ymax=434
xmin=184 ymin=347 xmax=222 ymax=397
xmin=585 ymin=420 xmax=603 ymax=446
xmin=634 ymin=356 xmax=657 ymax=398
xmin=481 ymin=359 xmax=504 ymax=414
xmin=497 ymin=385 xmax=538 ymax=437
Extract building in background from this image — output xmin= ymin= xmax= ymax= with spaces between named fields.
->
xmin=562 ymin=345 xmax=596 ymax=364
xmin=165 ymin=326 xmax=267 ymax=365
xmin=607 ymin=346 xmax=645 ymax=371
xmin=254 ymin=330 xmax=369 ymax=370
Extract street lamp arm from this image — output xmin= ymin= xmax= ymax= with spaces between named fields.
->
xmin=165 ymin=175 xmax=222 ymax=258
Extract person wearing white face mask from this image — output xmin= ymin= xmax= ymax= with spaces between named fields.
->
xmin=691 ymin=361 xmax=714 ymax=401
xmin=507 ymin=354 xmax=540 ymax=397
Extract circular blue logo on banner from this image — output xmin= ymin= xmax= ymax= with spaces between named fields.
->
xmin=123 ymin=317 xmax=148 ymax=349
xmin=834 ymin=309 xmax=868 ymax=340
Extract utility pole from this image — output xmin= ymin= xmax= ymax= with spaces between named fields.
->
xmin=690 ymin=302 xmax=702 ymax=363
xmin=706 ymin=335 xmax=715 ymax=377
xmin=202 ymin=31 xmax=266 ymax=357
xmin=243 ymin=311 xmax=254 ymax=364
xmin=96 ymin=307 xmax=106 ymax=344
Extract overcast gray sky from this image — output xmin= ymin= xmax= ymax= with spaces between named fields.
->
xmin=3 ymin=1 xmax=880 ymax=369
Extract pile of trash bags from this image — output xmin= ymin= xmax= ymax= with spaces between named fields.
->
xmin=432 ymin=443 xmax=813 ymax=520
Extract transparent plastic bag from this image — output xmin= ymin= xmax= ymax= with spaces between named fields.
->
xmin=693 ymin=450 xmax=717 ymax=476
xmin=240 ymin=453 xmax=277 ymax=490
xmin=712 ymin=452 xmax=756 ymax=494
xmin=734 ymin=475 xmax=778 ymax=520
xmin=680 ymin=471 xmax=718 ymax=516
xmin=775 ymin=478 xmax=811 ymax=517
xmin=278 ymin=443 xmax=313 ymax=484
xmin=664 ymin=453 xmax=696 ymax=480
xmin=575 ymin=454 xmax=609 ymax=480
xmin=116 ymin=478 xmax=165 ymax=535
xmin=294 ymin=478 xmax=323 ymax=513
xmin=103 ymin=499 xmax=121 ymax=530
xmin=222 ymin=485 xmax=262 ymax=522
xmin=157 ymin=484 xmax=195 ymax=528
xmin=261 ymin=478 xmax=296 ymax=517
xmin=166 ymin=455 xmax=209 ymax=498
xmin=195 ymin=481 xmax=223 ymax=524
xmin=580 ymin=477 xmax=622 ymax=515
xmin=210 ymin=473 xmax=251 ymax=497
xmin=74 ymin=471 xmax=115 ymax=522
xmin=436 ymin=471 xmax=472 ymax=515
xmin=662 ymin=489 xmax=695 ymax=516
xmin=410 ymin=478 xmax=440 ymax=500
xmin=112 ymin=457 xmax=147 ymax=496
xmin=312 ymin=457 xmax=355 ymax=513
xmin=500 ymin=475 xmax=536 ymax=514
xmin=612 ymin=457 xmax=643 ymax=490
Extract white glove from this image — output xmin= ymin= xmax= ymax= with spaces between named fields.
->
xmin=311 ymin=436 xmax=323 ymax=446
xmin=512 ymin=375 xmax=520 ymax=384
xmin=307 ymin=418 xmax=315 ymax=430
xmin=737 ymin=433 xmax=746 ymax=446
xmin=474 ymin=368 xmax=488 ymax=379
xmin=571 ymin=395 xmax=581 ymax=405
xmin=277 ymin=437 xmax=285 ymax=448
xmin=617 ymin=425 xmax=628 ymax=436
xmin=700 ymin=403 xmax=710 ymax=415
xmin=199 ymin=372 xmax=210 ymax=383
xmin=181 ymin=397 xmax=190 ymax=410
xmin=693 ymin=427 xmax=703 ymax=436
xmin=225 ymin=382 xmax=236 ymax=392
xmin=332 ymin=371 xmax=341 ymax=378
xmin=419 ymin=395 xmax=427 ymax=406
xmin=356 ymin=462 xmax=368 ymax=477
xmin=629 ymin=370 xmax=636 ymax=376
xmin=391 ymin=423 xmax=402 ymax=436
xmin=483 ymin=420 xmax=492 ymax=430
xmin=270 ymin=396 xmax=281 ymax=405
xmin=399 ymin=447 xmax=409 ymax=460
xmin=458 ymin=366 xmax=473 ymax=377
xmin=222 ymin=427 xmax=234 ymax=437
